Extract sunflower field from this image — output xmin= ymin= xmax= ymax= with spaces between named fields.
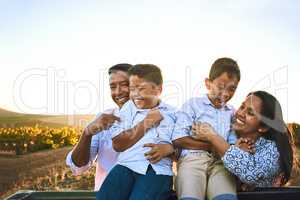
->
xmin=0 ymin=125 xmax=81 ymax=155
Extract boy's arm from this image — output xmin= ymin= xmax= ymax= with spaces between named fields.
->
xmin=172 ymin=136 xmax=211 ymax=151
xmin=112 ymin=109 xmax=163 ymax=152
xmin=143 ymin=143 xmax=174 ymax=163
xmin=172 ymin=103 xmax=211 ymax=151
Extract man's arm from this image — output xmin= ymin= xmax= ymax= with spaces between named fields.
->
xmin=71 ymin=113 xmax=119 ymax=167
xmin=112 ymin=109 xmax=162 ymax=152
xmin=71 ymin=129 xmax=94 ymax=167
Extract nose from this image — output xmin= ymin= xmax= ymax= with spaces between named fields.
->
xmin=236 ymin=106 xmax=246 ymax=119
xmin=221 ymin=90 xmax=230 ymax=101
xmin=115 ymin=85 xmax=122 ymax=96
xmin=130 ymin=88 xmax=139 ymax=97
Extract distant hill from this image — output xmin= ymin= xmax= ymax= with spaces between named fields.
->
xmin=0 ymin=108 xmax=95 ymax=128
xmin=0 ymin=108 xmax=22 ymax=117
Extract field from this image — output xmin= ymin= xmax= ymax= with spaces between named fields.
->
xmin=0 ymin=108 xmax=300 ymax=199
xmin=0 ymin=108 xmax=95 ymax=198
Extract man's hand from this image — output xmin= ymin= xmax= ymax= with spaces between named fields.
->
xmin=235 ymin=138 xmax=255 ymax=154
xmin=143 ymin=143 xmax=174 ymax=164
xmin=191 ymin=122 xmax=216 ymax=142
xmin=143 ymin=109 xmax=163 ymax=130
xmin=85 ymin=113 xmax=120 ymax=136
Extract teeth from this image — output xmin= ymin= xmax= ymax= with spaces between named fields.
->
xmin=117 ymin=97 xmax=127 ymax=101
xmin=236 ymin=118 xmax=245 ymax=125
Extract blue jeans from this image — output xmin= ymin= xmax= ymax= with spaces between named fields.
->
xmin=96 ymin=164 xmax=173 ymax=200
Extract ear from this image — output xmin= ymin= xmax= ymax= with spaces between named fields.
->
xmin=258 ymin=126 xmax=269 ymax=134
xmin=205 ymin=78 xmax=211 ymax=90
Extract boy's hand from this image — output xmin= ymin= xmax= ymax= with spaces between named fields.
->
xmin=143 ymin=143 xmax=174 ymax=164
xmin=143 ymin=109 xmax=163 ymax=129
xmin=85 ymin=114 xmax=120 ymax=136
xmin=191 ymin=122 xmax=216 ymax=141
xmin=235 ymin=138 xmax=255 ymax=154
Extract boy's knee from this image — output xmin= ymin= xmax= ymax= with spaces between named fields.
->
xmin=212 ymin=194 xmax=238 ymax=200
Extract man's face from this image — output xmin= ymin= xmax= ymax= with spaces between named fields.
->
xmin=205 ymin=72 xmax=239 ymax=108
xmin=129 ymin=75 xmax=162 ymax=109
xmin=109 ymin=71 xmax=130 ymax=108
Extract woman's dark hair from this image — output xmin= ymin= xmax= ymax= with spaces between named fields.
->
xmin=249 ymin=91 xmax=293 ymax=183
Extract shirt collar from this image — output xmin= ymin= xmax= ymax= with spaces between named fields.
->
xmin=203 ymin=94 xmax=230 ymax=111
xmin=130 ymin=100 xmax=169 ymax=115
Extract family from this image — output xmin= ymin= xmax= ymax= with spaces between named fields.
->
xmin=66 ymin=58 xmax=294 ymax=200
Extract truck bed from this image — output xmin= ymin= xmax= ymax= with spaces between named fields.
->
xmin=5 ymin=187 xmax=300 ymax=200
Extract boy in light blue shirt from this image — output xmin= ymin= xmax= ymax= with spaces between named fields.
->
xmin=173 ymin=58 xmax=241 ymax=200
xmin=97 ymin=64 xmax=185 ymax=200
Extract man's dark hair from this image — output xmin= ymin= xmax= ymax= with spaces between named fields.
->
xmin=128 ymin=64 xmax=163 ymax=85
xmin=209 ymin=57 xmax=240 ymax=81
xmin=108 ymin=63 xmax=132 ymax=75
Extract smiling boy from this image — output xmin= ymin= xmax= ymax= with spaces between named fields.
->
xmin=173 ymin=58 xmax=241 ymax=200
xmin=96 ymin=64 xmax=185 ymax=200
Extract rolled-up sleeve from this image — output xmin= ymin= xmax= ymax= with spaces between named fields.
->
xmin=172 ymin=111 xmax=192 ymax=140
xmin=66 ymin=134 xmax=99 ymax=175
xmin=110 ymin=101 xmax=133 ymax=139
xmin=110 ymin=116 xmax=132 ymax=139
xmin=222 ymin=145 xmax=280 ymax=186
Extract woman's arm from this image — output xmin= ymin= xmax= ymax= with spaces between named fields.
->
xmin=222 ymin=144 xmax=280 ymax=186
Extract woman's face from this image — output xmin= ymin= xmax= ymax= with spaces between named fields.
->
xmin=233 ymin=94 xmax=264 ymax=137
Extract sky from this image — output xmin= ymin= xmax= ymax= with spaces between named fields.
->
xmin=0 ymin=0 xmax=299 ymax=123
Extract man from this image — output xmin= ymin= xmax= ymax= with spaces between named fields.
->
xmin=66 ymin=63 xmax=175 ymax=191
xmin=66 ymin=63 xmax=132 ymax=190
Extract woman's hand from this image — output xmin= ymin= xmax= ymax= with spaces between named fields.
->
xmin=235 ymin=138 xmax=256 ymax=154
xmin=143 ymin=143 xmax=174 ymax=164
xmin=191 ymin=122 xmax=216 ymax=142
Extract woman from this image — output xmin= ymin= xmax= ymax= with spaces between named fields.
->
xmin=192 ymin=91 xmax=293 ymax=188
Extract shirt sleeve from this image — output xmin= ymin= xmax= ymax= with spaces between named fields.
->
xmin=227 ymin=107 xmax=237 ymax=145
xmin=65 ymin=134 xmax=99 ymax=175
xmin=222 ymin=145 xmax=280 ymax=186
xmin=227 ymin=131 xmax=237 ymax=145
xmin=172 ymin=99 xmax=196 ymax=140
xmin=110 ymin=102 xmax=132 ymax=139
xmin=156 ymin=110 xmax=177 ymax=142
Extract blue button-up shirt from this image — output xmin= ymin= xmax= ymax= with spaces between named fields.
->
xmin=174 ymin=95 xmax=237 ymax=157
xmin=110 ymin=100 xmax=184 ymax=176
xmin=222 ymin=137 xmax=281 ymax=187
xmin=66 ymin=108 xmax=119 ymax=190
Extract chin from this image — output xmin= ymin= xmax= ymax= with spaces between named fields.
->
xmin=134 ymin=102 xmax=146 ymax=109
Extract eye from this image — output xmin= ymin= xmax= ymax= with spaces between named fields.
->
xmin=247 ymin=108 xmax=255 ymax=116
xmin=110 ymin=85 xmax=116 ymax=89
xmin=129 ymin=87 xmax=135 ymax=91
xmin=120 ymin=81 xmax=129 ymax=87
xmin=217 ymin=84 xmax=225 ymax=90
xmin=228 ymin=86 xmax=236 ymax=93
xmin=138 ymin=87 xmax=146 ymax=91
xmin=240 ymin=103 xmax=245 ymax=110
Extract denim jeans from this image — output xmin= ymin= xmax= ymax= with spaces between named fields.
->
xmin=96 ymin=164 xmax=173 ymax=200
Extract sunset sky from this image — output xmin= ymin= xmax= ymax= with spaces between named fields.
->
xmin=0 ymin=0 xmax=299 ymax=122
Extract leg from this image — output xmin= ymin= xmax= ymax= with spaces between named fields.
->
xmin=129 ymin=165 xmax=173 ymax=200
xmin=96 ymin=165 xmax=135 ymax=200
xmin=207 ymin=161 xmax=237 ymax=200
xmin=175 ymin=153 xmax=212 ymax=200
